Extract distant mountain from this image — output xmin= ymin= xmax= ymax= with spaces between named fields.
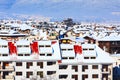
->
xmin=0 ymin=12 xmax=50 ymax=21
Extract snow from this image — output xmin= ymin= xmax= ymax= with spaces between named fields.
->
xmin=38 ymin=41 xmax=51 ymax=45
xmin=97 ymin=36 xmax=120 ymax=41
xmin=82 ymin=44 xmax=95 ymax=48
xmin=16 ymin=40 xmax=30 ymax=45
xmin=9 ymin=30 xmax=18 ymax=34
xmin=60 ymin=44 xmax=74 ymax=49
xmin=0 ymin=39 xmax=114 ymax=64
xmin=17 ymin=48 xmax=31 ymax=54
xmin=39 ymin=47 xmax=52 ymax=53
xmin=62 ymin=51 xmax=75 ymax=57
xmin=0 ymin=39 xmax=8 ymax=45
xmin=20 ymin=24 xmax=34 ymax=30
xmin=83 ymin=51 xmax=96 ymax=57
xmin=0 ymin=30 xmax=9 ymax=34
xmin=0 ymin=48 xmax=9 ymax=54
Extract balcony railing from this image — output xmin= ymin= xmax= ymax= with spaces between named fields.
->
xmin=101 ymin=68 xmax=111 ymax=74
xmin=0 ymin=66 xmax=14 ymax=71
xmin=0 ymin=75 xmax=14 ymax=80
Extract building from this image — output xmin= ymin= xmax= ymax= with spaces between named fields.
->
xmin=0 ymin=38 xmax=114 ymax=80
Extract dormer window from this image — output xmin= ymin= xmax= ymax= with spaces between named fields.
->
xmin=62 ymin=57 xmax=68 ymax=59
xmin=24 ymin=45 xmax=29 ymax=47
xmin=91 ymin=57 xmax=96 ymax=59
xmin=2 ymin=45 xmax=7 ymax=48
xmin=17 ymin=45 xmax=22 ymax=47
xmin=39 ymin=45 xmax=44 ymax=47
xmin=89 ymin=48 xmax=94 ymax=50
xmin=84 ymin=57 xmax=89 ymax=59
xmin=61 ymin=49 xmax=66 ymax=51
xmin=83 ymin=48 xmax=88 ymax=50
xmin=2 ymin=54 xmax=8 ymax=56
xmin=69 ymin=57 xmax=74 ymax=59
xmin=18 ymin=54 xmax=23 ymax=56
xmin=45 ymin=45 xmax=51 ymax=47
xmin=68 ymin=49 xmax=73 ymax=51
xmin=47 ymin=54 xmax=52 ymax=56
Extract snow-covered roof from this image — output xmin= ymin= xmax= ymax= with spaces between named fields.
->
xmin=20 ymin=24 xmax=34 ymax=30
xmin=97 ymin=36 xmax=120 ymax=41
xmin=9 ymin=30 xmax=18 ymax=34
xmin=0 ymin=39 xmax=114 ymax=64
xmin=0 ymin=48 xmax=9 ymax=54
xmin=11 ymin=23 xmax=21 ymax=28
xmin=38 ymin=41 xmax=51 ymax=45
xmin=16 ymin=40 xmax=30 ymax=45
xmin=82 ymin=44 xmax=95 ymax=49
xmin=0 ymin=30 xmax=9 ymax=34
xmin=17 ymin=48 xmax=31 ymax=54
xmin=94 ymin=45 xmax=114 ymax=63
xmin=75 ymin=37 xmax=85 ymax=42
xmin=0 ymin=39 xmax=8 ymax=45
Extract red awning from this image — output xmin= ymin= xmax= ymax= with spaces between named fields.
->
xmin=8 ymin=42 xmax=17 ymax=55
xmin=74 ymin=45 xmax=82 ymax=54
xmin=31 ymin=42 xmax=39 ymax=54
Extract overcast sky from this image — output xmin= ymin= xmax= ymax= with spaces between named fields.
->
xmin=0 ymin=0 xmax=120 ymax=22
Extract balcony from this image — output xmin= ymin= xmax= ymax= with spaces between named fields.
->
xmin=5 ymin=75 xmax=14 ymax=79
xmin=0 ymin=75 xmax=14 ymax=80
xmin=101 ymin=77 xmax=111 ymax=80
xmin=101 ymin=68 xmax=111 ymax=74
xmin=101 ymin=74 xmax=112 ymax=80
xmin=0 ymin=66 xmax=14 ymax=71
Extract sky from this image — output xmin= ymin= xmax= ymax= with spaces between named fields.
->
xmin=0 ymin=0 xmax=120 ymax=22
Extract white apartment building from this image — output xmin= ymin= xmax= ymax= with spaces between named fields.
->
xmin=0 ymin=38 xmax=114 ymax=80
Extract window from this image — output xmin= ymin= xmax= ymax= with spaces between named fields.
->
xmin=2 ymin=45 xmax=7 ymax=48
xmin=47 ymin=54 xmax=52 ymax=56
xmin=72 ymin=75 xmax=78 ymax=80
xmin=37 ymin=62 xmax=43 ymax=68
xmin=39 ymin=45 xmax=44 ymax=47
xmin=62 ymin=40 xmax=66 ymax=43
xmin=16 ymin=62 xmax=22 ymax=66
xmin=47 ymin=62 xmax=56 ymax=66
xmin=82 ymin=74 xmax=88 ymax=80
xmin=83 ymin=48 xmax=88 ymax=50
xmin=82 ymin=65 xmax=88 ymax=72
xmin=18 ymin=54 xmax=23 ymax=56
xmin=91 ymin=57 xmax=96 ymax=59
xmin=37 ymin=71 xmax=43 ymax=78
xmin=40 ymin=54 xmax=45 ymax=56
xmin=25 ymin=54 xmax=30 ymax=56
xmin=62 ymin=57 xmax=68 ymax=59
xmin=68 ymin=49 xmax=73 ymax=51
xmin=89 ymin=48 xmax=94 ymax=50
xmin=92 ymin=65 xmax=98 ymax=69
xmin=26 ymin=62 xmax=33 ymax=68
xmin=72 ymin=66 xmax=78 ymax=72
xmin=59 ymin=75 xmax=68 ymax=79
xmin=45 ymin=45 xmax=51 ymax=47
xmin=84 ymin=57 xmax=89 ymax=59
xmin=17 ymin=45 xmax=22 ymax=47
xmin=102 ymin=65 xmax=108 ymax=72
xmin=92 ymin=74 xmax=98 ymax=78
xmin=2 ymin=54 xmax=8 ymax=56
xmin=59 ymin=65 xmax=68 ymax=69
xmin=47 ymin=71 xmax=56 ymax=75
xmin=61 ymin=49 xmax=66 ymax=51
xmin=24 ymin=45 xmax=29 ymax=47
xmin=16 ymin=72 xmax=22 ymax=76
xmin=26 ymin=72 xmax=33 ymax=78
xmin=69 ymin=57 xmax=74 ymax=59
